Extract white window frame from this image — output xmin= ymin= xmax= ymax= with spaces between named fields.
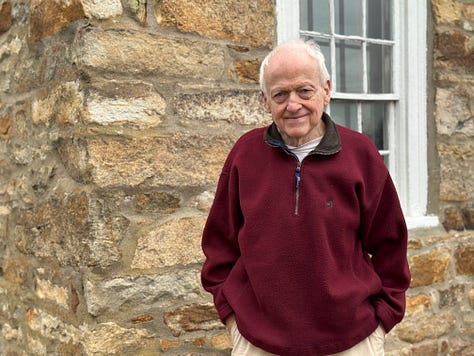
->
xmin=276 ymin=0 xmax=439 ymax=229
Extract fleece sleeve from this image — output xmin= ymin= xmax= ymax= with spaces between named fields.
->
xmin=200 ymin=163 xmax=242 ymax=323
xmin=360 ymin=174 xmax=411 ymax=333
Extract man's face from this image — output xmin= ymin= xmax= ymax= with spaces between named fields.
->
xmin=262 ymin=45 xmax=331 ymax=147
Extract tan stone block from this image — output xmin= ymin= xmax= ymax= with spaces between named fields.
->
xmin=57 ymin=343 xmax=85 ymax=355
xmin=469 ymin=288 xmax=474 ymax=308
xmin=26 ymin=334 xmax=47 ymax=355
xmin=439 ymin=170 xmax=471 ymax=203
xmin=462 ymin=206 xmax=474 ymax=229
xmin=2 ymin=257 xmax=28 ymax=285
xmin=193 ymin=337 xmax=206 ymax=347
xmin=29 ymin=0 xmax=86 ymax=42
xmin=439 ymin=285 xmax=465 ymax=308
xmin=407 ymin=238 xmax=423 ymax=250
xmin=56 ymin=141 xmax=92 ymax=186
xmin=134 ymin=191 xmax=180 ymax=214
xmin=74 ymin=27 xmax=225 ymax=80
xmin=160 ymin=338 xmax=180 ymax=351
xmin=0 ymin=214 xmax=9 ymax=240
xmin=426 ymin=231 xmax=470 ymax=244
xmin=125 ymin=0 xmax=147 ymax=24
xmin=464 ymin=4 xmax=474 ymax=22
xmin=157 ymin=0 xmax=275 ymax=48
xmin=131 ymin=216 xmax=206 ymax=269
xmin=85 ymin=80 xmax=166 ymax=128
xmin=32 ymin=82 xmax=84 ymax=126
xmin=431 ymin=0 xmax=463 ymax=24
xmin=231 ymin=59 xmax=261 ymax=84
xmin=211 ymin=332 xmax=232 ymax=350
xmin=447 ymin=337 xmax=474 ymax=355
xmin=0 ymin=115 xmax=13 ymax=139
xmin=0 ymin=1 xmax=12 ymax=34
xmin=437 ymin=142 xmax=473 ymax=161
xmin=131 ymin=314 xmax=154 ymax=325
xmin=163 ymin=303 xmax=222 ymax=336
xmin=435 ymin=88 xmax=472 ymax=136
xmin=72 ymin=134 xmax=233 ymax=188
xmin=83 ymin=269 xmax=204 ymax=316
xmin=434 ymin=69 xmax=467 ymax=83
xmin=454 ymin=243 xmax=474 ymax=275
xmin=195 ymin=190 xmax=214 ymax=212
xmin=35 ymin=278 xmax=69 ymax=309
xmin=411 ymin=341 xmax=439 ymax=356
xmin=81 ymin=0 xmax=123 ymax=19
xmin=14 ymin=191 xmax=126 ymax=268
xmin=436 ymin=30 xmax=474 ymax=70
xmin=82 ymin=322 xmax=156 ymax=354
xmin=410 ymin=247 xmax=451 ymax=287
xmin=441 ymin=339 xmax=449 ymax=353
xmin=27 ymin=308 xmax=82 ymax=345
xmin=406 ymin=294 xmax=432 ymax=316
xmin=443 ymin=207 xmax=465 ymax=231
xmin=1 ymin=323 xmax=19 ymax=341
xmin=397 ymin=312 xmax=455 ymax=343
xmin=438 ymin=142 xmax=474 ymax=203
xmin=173 ymin=89 xmax=271 ymax=130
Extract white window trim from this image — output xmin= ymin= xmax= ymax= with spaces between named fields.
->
xmin=276 ymin=0 xmax=439 ymax=229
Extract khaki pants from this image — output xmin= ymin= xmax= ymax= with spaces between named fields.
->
xmin=230 ymin=323 xmax=386 ymax=356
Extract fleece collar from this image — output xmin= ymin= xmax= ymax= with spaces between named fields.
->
xmin=264 ymin=112 xmax=341 ymax=156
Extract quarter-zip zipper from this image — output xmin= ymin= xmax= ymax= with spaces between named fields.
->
xmin=294 ymin=162 xmax=301 ymax=215
xmin=266 ymin=138 xmax=306 ymax=216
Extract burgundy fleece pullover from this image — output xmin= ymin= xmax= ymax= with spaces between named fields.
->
xmin=201 ymin=115 xmax=410 ymax=355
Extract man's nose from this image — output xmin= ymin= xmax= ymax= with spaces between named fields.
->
xmin=286 ymin=92 xmax=302 ymax=112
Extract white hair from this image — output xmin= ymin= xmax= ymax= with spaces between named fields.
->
xmin=259 ymin=39 xmax=330 ymax=95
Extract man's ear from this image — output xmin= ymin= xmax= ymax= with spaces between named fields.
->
xmin=261 ymin=91 xmax=271 ymax=113
xmin=323 ymin=80 xmax=331 ymax=105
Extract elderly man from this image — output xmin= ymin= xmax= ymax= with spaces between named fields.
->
xmin=201 ymin=39 xmax=410 ymax=356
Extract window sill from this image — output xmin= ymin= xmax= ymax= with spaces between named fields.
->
xmin=406 ymin=215 xmax=440 ymax=230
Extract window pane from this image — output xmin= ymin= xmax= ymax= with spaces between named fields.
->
xmin=300 ymin=0 xmax=330 ymax=33
xmin=367 ymin=44 xmax=392 ymax=93
xmin=335 ymin=0 xmax=362 ymax=36
xmin=301 ymin=35 xmax=332 ymax=77
xmin=329 ymin=101 xmax=358 ymax=131
xmin=367 ymin=0 xmax=392 ymax=40
xmin=362 ymin=102 xmax=387 ymax=150
xmin=336 ymin=39 xmax=363 ymax=93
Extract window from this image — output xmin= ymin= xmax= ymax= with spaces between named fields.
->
xmin=276 ymin=0 xmax=439 ymax=228
xmin=299 ymin=0 xmax=394 ymax=161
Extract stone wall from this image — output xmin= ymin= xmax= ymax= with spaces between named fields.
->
xmin=433 ymin=0 xmax=474 ymax=231
xmin=0 ymin=0 xmax=472 ymax=355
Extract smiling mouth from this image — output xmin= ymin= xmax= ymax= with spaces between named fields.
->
xmin=287 ymin=114 xmax=307 ymax=120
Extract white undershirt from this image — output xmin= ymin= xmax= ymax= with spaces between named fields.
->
xmin=286 ymin=136 xmax=323 ymax=162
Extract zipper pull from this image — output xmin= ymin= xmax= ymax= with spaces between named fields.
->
xmin=294 ymin=164 xmax=301 ymax=215
xmin=295 ymin=166 xmax=301 ymax=190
